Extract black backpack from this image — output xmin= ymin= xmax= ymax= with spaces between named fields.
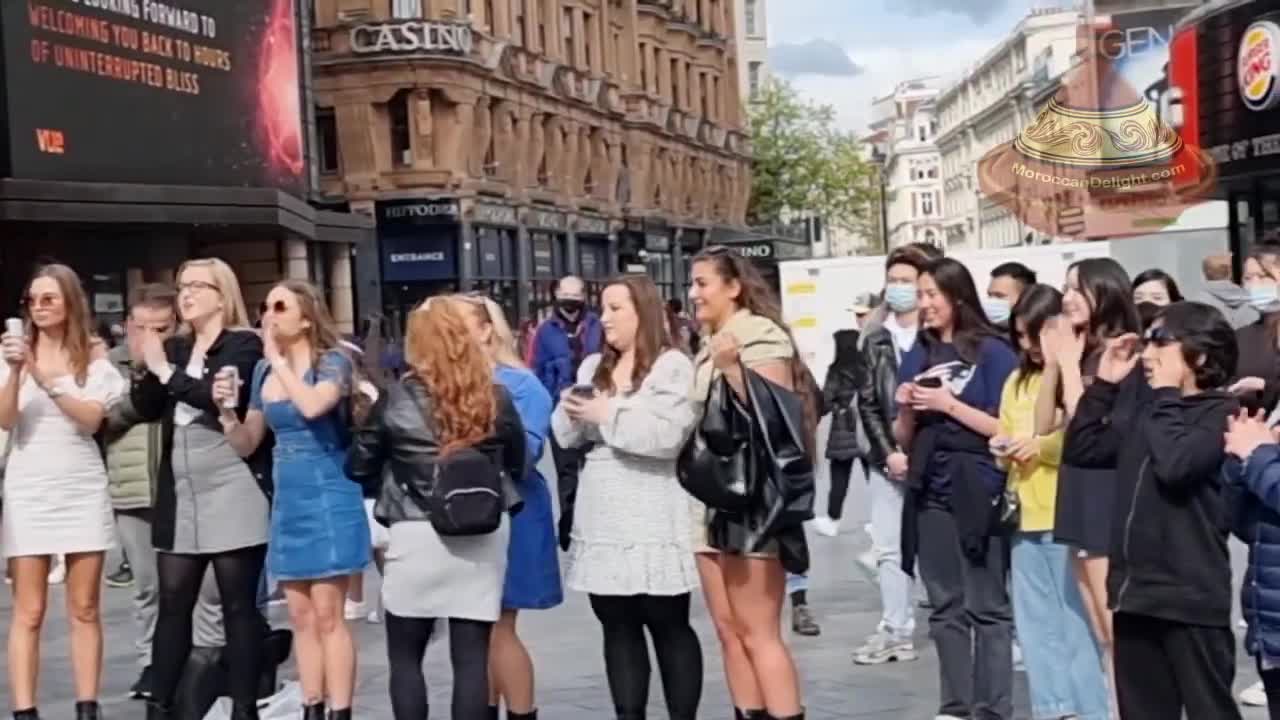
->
xmin=424 ymin=446 xmax=506 ymax=537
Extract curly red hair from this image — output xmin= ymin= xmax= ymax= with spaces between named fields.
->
xmin=406 ymin=298 xmax=497 ymax=454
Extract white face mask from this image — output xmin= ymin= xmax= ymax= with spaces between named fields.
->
xmin=884 ymin=283 xmax=918 ymax=312
xmin=983 ymin=297 xmax=1012 ymax=325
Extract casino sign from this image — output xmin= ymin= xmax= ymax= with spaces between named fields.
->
xmin=350 ymin=20 xmax=474 ymax=57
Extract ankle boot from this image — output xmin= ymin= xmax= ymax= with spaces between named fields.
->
xmin=145 ymin=702 xmax=172 ymax=720
xmin=485 ymin=707 xmax=499 ymax=720
xmin=508 ymin=711 xmax=538 ymax=720
xmin=303 ymin=702 xmax=325 ymax=720
xmin=229 ymin=703 xmax=259 ymax=720
xmin=735 ymin=711 xmax=766 ymax=720
xmin=12 ymin=709 xmax=39 ymax=720
xmin=767 ymin=713 xmax=805 ymax=720
xmin=327 ymin=710 xmax=351 ymax=720
xmin=73 ymin=702 xmax=99 ymax=720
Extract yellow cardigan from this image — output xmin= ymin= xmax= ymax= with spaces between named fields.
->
xmin=997 ymin=371 xmax=1064 ymax=533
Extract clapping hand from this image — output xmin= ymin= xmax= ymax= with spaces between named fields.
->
xmin=140 ymin=329 xmax=169 ymax=376
xmin=1096 ymin=334 xmax=1140 ymax=384
xmin=262 ymin=319 xmax=285 ymax=367
xmin=1043 ymin=316 xmax=1084 ymax=369
xmin=1225 ymin=408 xmax=1274 ymax=461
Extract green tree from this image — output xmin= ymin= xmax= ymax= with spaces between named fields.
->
xmin=747 ymin=79 xmax=880 ymax=241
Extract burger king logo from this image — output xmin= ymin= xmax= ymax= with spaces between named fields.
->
xmin=1240 ymin=20 xmax=1280 ymax=111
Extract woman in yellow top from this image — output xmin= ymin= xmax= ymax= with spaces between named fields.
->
xmin=991 ymin=284 xmax=1109 ymax=720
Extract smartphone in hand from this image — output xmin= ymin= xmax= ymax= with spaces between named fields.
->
xmin=570 ymin=383 xmax=596 ymax=399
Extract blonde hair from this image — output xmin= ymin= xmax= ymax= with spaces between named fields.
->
xmin=451 ymin=294 xmax=525 ymax=369
xmin=176 ymin=258 xmax=251 ymax=332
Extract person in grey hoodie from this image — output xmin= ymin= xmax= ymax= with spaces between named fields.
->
xmin=1198 ymin=253 xmax=1259 ymax=329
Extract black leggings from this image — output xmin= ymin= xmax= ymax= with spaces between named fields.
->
xmin=385 ymin=612 xmax=492 ymax=720
xmin=150 ymin=545 xmax=267 ymax=710
xmin=589 ymin=593 xmax=703 ymax=720
xmin=827 ymin=457 xmax=858 ymax=521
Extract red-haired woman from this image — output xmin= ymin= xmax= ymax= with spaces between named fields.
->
xmin=346 ymin=298 xmax=527 ymax=720
xmin=1 ymin=264 xmax=126 ymax=720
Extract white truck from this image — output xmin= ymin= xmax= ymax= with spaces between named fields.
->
xmin=781 ymin=231 xmax=1228 ymax=385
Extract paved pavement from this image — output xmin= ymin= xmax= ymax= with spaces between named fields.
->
xmin=0 ymin=447 xmax=1272 ymax=718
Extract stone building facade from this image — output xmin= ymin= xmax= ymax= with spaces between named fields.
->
xmin=311 ymin=0 xmax=752 ymax=325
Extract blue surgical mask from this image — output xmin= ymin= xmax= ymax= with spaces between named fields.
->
xmin=983 ymin=297 xmax=1012 ymax=325
xmin=884 ymin=283 xmax=917 ymax=312
xmin=1248 ymin=284 xmax=1279 ymax=311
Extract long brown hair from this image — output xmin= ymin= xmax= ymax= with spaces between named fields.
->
xmin=591 ymin=275 xmax=673 ymax=394
xmin=27 ymin=264 xmax=93 ymax=386
xmin=273 ymin=279 xmax=374 ymax=423
xmin=406 ymin=298 xmax=498 ymax=454
xmin=691 ymin=247 xmax=817 ymax=458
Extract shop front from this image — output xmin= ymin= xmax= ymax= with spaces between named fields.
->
xmin=527 ymin=207 xmax=570 ymax=323
xmin=709 ymin=230 xmax=813 ymax=294
xmin=376 ymin=197 xmax=460 ymax=329
xmin=1173 ymin=1 xmax=1280 ymax=268
xmin=619 ymin=217 xmax=676 ymax=300
xmin=472 ymin=201 xmax=521 ymax=323
xmin=576 ymin=214 xmax=614 ymax=309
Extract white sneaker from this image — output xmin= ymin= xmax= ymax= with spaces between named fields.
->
xmin=812 ymin=516 xmax=841 ymax=537
xmin=366 ymin=609 xmax=382 ymax=624
xmin=855 ymin=549 xmax=877 ymax=577
xmin=852 ymin=630 xmax=918 ymax=665
xmin=1240 ymin=680 xmax=1267 ymax=707
xmin=344 ymin=599 xmax=365 ymax=620
xmin=47 ymin=557 xmax=65 ymax=585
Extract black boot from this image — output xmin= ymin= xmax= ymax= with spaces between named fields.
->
xmin=303 ymin=702 xmax=325 ymax=720
xmin=508 ymin=711 xmax=538 ymax=720
xmin=735 ymin=711 xmax=766 ymax=720
xmin=12 ymin=709 xmax=39 ymax=720
xmin=328 ymin=710 xmax=351 ymax=720
xmin=145 ymin=701 xmax=172 ymax=720
xmin=230 ymin=703 xmax=259 ymax=720
xmin=767 ymin=713 xmax=805 ymax=720
xmin=485 ymin=707 xmax=499 ymax=720
xmin=73 ymin=702 xmax=99 ymax=720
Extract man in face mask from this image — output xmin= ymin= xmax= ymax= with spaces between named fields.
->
xmin=850 ymin=243 xmax=938 ymax=666
xmin=985 ymin=262 xmax=1037 ymax=328
xmin=529 ymin=274 xmax=604 ymax=549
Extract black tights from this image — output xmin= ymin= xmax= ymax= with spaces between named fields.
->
xmin=827 ymin=457 xmax=858 ymax=521
xmin=385 ymin=612 xmax=493 ymax=720
xmin=589 ymin=593 xmax=703 ymax=720
xmin=151 ymin=545 xmax=267 ymax=710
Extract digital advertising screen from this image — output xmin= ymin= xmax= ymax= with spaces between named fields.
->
xmin=1 ymin=0 xmax=305 ymax=193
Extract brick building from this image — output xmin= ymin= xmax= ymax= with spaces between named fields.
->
xmin=310 ymin=0 xmax=752 ymax=325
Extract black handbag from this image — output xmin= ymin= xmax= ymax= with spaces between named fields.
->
xmin=677 ymin=367 xmax=756 ymax=512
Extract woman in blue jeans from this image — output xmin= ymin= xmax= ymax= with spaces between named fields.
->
xmin=992 ymin=285 xmax=1108 ymax=720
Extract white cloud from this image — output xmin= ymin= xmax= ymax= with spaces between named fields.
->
xmin=789 ymin=36 xmax=997 ymax=133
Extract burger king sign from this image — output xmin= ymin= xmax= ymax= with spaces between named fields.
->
xmin=1240 ymin=20 xmax=1280 ymax=111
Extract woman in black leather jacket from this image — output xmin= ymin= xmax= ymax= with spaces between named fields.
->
xmin=814 ymin=328 xmax=864 ymax=537
xmin=345 ymin=297 xmax=526 ymax=720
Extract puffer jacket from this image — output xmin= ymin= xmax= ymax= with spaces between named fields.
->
xmin=823 ymin=329 xmax=865 ymax=460
xmin=345 ymin=374 xmax=526 ymax=526
xmin=1227 ymin=444 xmax=1280 ymax=665
xmin=102 ymin=345 xmax=161 ymax=510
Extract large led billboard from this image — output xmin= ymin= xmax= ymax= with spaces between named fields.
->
xmin=1 ymin=0 xmax=305 ymax=193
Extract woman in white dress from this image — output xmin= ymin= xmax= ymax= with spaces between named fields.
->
xmin=551 ymin=275 xmax=702 ymax=720
xmin=0 ymin=264 xmax=125 ymax=720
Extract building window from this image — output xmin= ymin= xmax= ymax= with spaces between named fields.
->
xmin=316 ymin=107 xmax=339 ymax=174
xmin=392 ymin=0 xmax=422 ymax=18
xmin=700 ymin=72 xmax=709 ymax=117
xmin=922 ymin=193 xmax=934 ymax=216
xmin=639 ymin=42 xmax=648 ymax=91
xmin=513 ymin=0 xmax=526 ymax=46
xmin=584 ymin=12 xmax=595 ymax=71
xmin=562 ymin=7 xmax=575 ymax=66
xmin=389 ymin=91 xmax=411 ymax=167
xmin=612 ymin=29 xmax=621 ymax=75
xmin=748 ymin=61 xmax=761 ymax=100
xmin=671 ymin=58 xmax=681 ymax=107
xmin=924 ymin=229 xmax=937 ymax=246
xmin=483 ymin=0 xmax=495 ymax=31
xmin=745 ymin=0 xmax=759 ymax=36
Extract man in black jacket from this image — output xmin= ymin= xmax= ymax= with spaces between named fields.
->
xmin=851 ymin=243 xmax=939 ymax=666
xmin=1063 ymin=302 xmax=1242 ymax=720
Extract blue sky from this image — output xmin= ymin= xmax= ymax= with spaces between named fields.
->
xmin=769 ymin=0 xmax=1068 ymax=133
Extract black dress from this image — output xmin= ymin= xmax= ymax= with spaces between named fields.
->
xmin=1052 ymin=357 xmax=1147 ymax=555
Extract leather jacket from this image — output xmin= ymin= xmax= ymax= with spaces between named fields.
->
xmin=345 ymin=375 xmax=526 ymax=526
xmin=856 ymin=325 xmax=901 ymax=469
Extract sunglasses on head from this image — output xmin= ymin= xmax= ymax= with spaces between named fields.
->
xmin=260 ymin=300 xmax=287 ymax=315
xmin=1143 ymin=325 xmax=1177 ymax=347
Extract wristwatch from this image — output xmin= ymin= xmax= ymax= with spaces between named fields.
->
xmin=46 ymin=384 xmax=65 ymax=399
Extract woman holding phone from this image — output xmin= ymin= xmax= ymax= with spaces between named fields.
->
xmin=892 ymin=257 xmax=1018 ymax=720
xmin=551 ymin=275 xmax=702 ymax=720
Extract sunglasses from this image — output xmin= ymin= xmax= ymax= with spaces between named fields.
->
xmin=260 ymin=300 xmax=288 ymax=315
xmin=22 ymin=293 xmax=62 ymax=308
xmin=177 ymin=280 xmax=219 ymax=294
xmin=1143 ymin=326 xmax=1177 ymax=347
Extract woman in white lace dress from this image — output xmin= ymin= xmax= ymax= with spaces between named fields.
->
xmin=551 ymin=275 xmax=702 ymax=720
xmin=0 ymin=264 xmax=125 ymax=720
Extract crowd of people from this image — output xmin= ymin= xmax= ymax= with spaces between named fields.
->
xmin=9 ymin=237 xmax=1280 ymax=720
